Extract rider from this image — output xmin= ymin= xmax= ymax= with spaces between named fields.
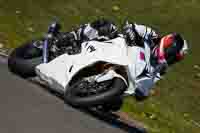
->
xmin=56 ymin=19 xmax=188 ymax=100
xmin=122 ymin=21 xmax=188 ymax=100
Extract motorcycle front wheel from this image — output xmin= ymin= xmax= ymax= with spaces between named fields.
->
xmin=64 ymin=77 xmax=127 ymax=108
xmin=8 ymin=39 xmax=43 ymax=78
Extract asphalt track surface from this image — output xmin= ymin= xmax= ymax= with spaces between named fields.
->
xmin=0 ymin=55 xmax=146 ymax=133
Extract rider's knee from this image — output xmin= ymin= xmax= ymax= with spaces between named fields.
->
xmin=134 ymin=76 xmax=154 ymax=101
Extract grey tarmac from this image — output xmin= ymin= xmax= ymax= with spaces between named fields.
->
xmin=0 ymin=55 xmax=146 ymax=133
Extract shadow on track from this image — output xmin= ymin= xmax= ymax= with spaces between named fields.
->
xmin=30 ymin=77 xmax=147 ymax=133
xmin=1 ymin=49 xmax=147 ymax=133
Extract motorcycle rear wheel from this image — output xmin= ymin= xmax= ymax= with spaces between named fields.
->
xmin=64 ymin=77 xmax=127 ymax=108
xmin=8 ymin=39 xmax=43 ymax=78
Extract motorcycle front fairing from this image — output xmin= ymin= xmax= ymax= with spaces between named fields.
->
xmin=35 ymin=37 xmax=150 ymax=95
xmin=35 ymin=37 xmax=131 ymax=93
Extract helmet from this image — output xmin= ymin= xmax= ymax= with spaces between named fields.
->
xmin=159 ymin=33 xmax=188 ymax=64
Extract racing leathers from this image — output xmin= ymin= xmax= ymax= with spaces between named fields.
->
xmin=123 ymin=22 xmax=167 ymax=100
xmin=123 ymin=21 xmax=188 ymax=100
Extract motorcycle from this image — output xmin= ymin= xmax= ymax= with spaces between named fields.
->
xmin=8 ymin=21 xmax=153 ymax=111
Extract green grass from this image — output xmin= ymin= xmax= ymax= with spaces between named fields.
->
xmin=0 ymin=0 xmax=200 ymax=132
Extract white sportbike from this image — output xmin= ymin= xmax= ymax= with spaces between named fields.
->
xmin=36 ymin=36 xmax=152 ymax=107
xmin=8 ymin=22 xmax=154 ymax=111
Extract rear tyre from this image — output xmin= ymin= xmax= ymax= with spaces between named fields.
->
xmin=64 ymin=77 xmax=127 ymax=108
xmin=8 ymin=40 xmax=43 ymax=78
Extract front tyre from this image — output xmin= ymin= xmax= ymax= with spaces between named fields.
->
xmin=8 ymin=40 xmax=43 ymax=78
xmin=64 ymin=77 xmax=127 ymax=108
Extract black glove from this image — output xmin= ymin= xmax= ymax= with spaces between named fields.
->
xmin=122 ymin=21 xmax=137 ymax=46
xmin=154 ymin=62 xmax=168 ymax=75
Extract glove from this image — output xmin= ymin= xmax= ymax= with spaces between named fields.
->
xmin=122 ymin=21 xmax=137 ymax=46
xmin=154 ymin=61 xmax=168 ymax=75
xmin=156 ymin=51 xmax=168 ymax=74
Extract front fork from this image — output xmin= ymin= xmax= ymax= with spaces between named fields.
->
xmin=42 ymin=39 xmax=49 ymax=63
xmin=42 ymin=21 xmax=61 ymax=63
